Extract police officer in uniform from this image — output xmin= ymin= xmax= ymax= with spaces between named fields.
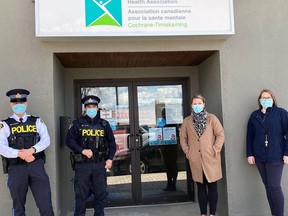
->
xmin=66 ymin=95 xmax=116 ymax=216
xmin=0 ymin=89 xmax=54 ymax=216
xmin=158 ymin=108 xmax=179 ymax=191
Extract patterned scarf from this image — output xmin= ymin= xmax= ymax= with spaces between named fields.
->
xmin=192 ymin=110 xmax=207 ymax=137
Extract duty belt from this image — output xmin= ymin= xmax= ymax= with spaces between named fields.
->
xmin=7 ymin=151 xmax=45 ymax=165
xmin=73 ymin=153 xmax=105 ymax=163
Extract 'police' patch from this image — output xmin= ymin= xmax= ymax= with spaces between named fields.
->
xmin=0 ymin=123 xmax=3 ymax=130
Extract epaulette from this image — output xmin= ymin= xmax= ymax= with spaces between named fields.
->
xmin=4 ymin=117 xmax=11 ymax=122
xmin=27 ymin=116 xmax=38 ymax=123
xmin=3 ymin=117 xmax=15 ymax=125
xmin=77 ymin=117 xmax=87 ymax=124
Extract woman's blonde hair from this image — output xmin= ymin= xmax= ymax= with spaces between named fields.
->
xmin=257 ymin=89 xmax=278 ymax=108
xmin=191 ymin=94 xmax=206 ymax=103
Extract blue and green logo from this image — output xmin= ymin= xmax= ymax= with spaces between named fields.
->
xmin=85 ymin=0 xmax=122 ymax=27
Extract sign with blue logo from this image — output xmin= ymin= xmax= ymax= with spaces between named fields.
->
xmin=35 ymin=0 xmax=234 ymax=37
xmin=85 ymin=0 xmax=122 ymax=27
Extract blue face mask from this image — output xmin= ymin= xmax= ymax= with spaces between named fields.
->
xmin=260 ymin=99 xmax=273 ymax=109
xmin=86 ymin=108 xmax=98 ymax=119
xmin=12 ymin=104 xmax=27 ymax=114
xmin=192 ymin=104 xmax=204 ymax=114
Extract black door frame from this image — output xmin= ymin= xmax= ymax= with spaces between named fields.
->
xmin=74 ymin=77 xmax=195 ymax=205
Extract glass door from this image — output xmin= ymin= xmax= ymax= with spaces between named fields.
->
xmin=76 ymin=79 xmax=194 ymax=207
xmin=135 ymin=84 xmax=189 ymax=204
xmin=78 ymin=84 xmax=135 ymax=206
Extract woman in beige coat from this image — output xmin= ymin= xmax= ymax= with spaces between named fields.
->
xmin=180 ymin=95 xmax=224 ymax=216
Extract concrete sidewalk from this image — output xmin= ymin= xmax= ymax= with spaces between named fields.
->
xmin=90 ymin=202 xmax=202 ymax=216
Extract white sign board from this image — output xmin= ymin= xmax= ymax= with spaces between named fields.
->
xmin=165 ymin=98 xmax=183 ymax=124
xmin=138 ymin=99 xmax=156 ymax=125
xmin=35 ymin=0 xmax=234 ymax=37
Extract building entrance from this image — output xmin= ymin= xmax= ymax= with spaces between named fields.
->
xmin=75 ymin=78 xmax=194 ymax=207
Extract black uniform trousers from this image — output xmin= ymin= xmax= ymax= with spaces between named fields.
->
xmin=7 ymin=158 xmax=54 ymax=216
xmin=161 ymin=145 xmax=178 ymax=189
xmin=74 ymin=160 xmax=107 ymax=216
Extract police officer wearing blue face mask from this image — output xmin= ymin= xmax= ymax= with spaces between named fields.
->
xmin=66 ymin=95 xmax=116 ymax=216
xmin=0 ymin=89 xmax=54 ymax=216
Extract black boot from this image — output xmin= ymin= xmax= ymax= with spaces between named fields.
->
xmin=162 ymin=179 xmax=176 ymax=191
xmin=170 ymin=182 xmax=176 ymax=191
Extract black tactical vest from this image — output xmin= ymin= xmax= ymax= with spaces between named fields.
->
xmin=77 ymin=117 xmax=107 ymax=154
xmin=4 ymin=116 xmax=40 ymax=150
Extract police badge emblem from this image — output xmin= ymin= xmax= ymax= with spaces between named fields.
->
xmin=16 ymin=93 xmax=21 ymax=98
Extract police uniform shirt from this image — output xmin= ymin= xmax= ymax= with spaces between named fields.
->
xmin=0 ymin=113 xmax=50 ymax=158
xmin=66 ymin=115 xmax=116 ymax=160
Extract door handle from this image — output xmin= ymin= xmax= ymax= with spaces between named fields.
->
xmin=127 ymin=134 xmax=134 ymax=151
xmin=135 ymin=134 xmax=143 ymax=150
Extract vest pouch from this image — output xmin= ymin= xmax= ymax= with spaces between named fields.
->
xmin=9 ymin=136 xmax=17 ymax=149
xmin=87 ymin=137 xmax=98 ymax=154
xmin=79 ymin=138 xmax=88 ymax=148
xmin=99 ymin=139 xmax=109 ymax=159
xmin=16 ymin=137 xmax=25 ymax=149
xmin=33 ymin=134 xmax=40 ymax=145
xmin=24 ymin=136 xmax=34 ymax=148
